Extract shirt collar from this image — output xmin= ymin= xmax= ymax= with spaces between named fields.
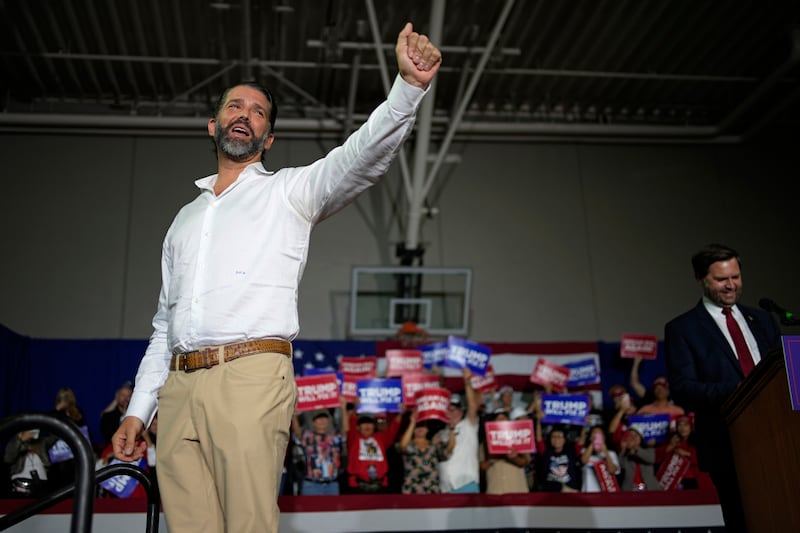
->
xmin=702 ymin=296 xmax=740 ymax=317
xmin=194 ymin=162 xmax=269 ymax=193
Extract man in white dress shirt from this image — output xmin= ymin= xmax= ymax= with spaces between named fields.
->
xmin=112 ymin=22 xmax=441 ymax=533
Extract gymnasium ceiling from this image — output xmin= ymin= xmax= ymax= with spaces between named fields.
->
xmin=1 ymin=0 xmax=800 ymax=143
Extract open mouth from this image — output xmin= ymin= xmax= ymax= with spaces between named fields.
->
xmin=229 ymin=123 xmax=252 ymax=138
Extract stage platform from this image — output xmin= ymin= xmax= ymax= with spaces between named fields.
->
xmin=1 ymin=490 xmax=724 ymax=532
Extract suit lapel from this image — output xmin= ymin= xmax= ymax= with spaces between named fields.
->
xmin=692 ymin=301 xmax=744 ymax=378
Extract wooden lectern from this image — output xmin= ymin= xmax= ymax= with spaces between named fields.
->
xmin=722 ymin=350 xmax=800 ymax=533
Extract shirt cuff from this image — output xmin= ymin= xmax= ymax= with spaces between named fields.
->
xmin=125 ymin=392 xmax=158 ymax=429
xmin=388 ymin=74 xmax=428 ymax=114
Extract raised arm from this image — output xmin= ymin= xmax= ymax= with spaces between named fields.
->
xmin=629 ymin=357 xmax=646 ymax=399
xmin=462 ymin=368 xmax=481 ymax=426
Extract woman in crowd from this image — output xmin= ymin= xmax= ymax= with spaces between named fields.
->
xmin=397 ymin=411 xmax=454 ymax=494
xmin=580 ymin=425 xmax=620 ymax=492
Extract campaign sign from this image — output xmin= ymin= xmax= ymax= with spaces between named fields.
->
xmin=620 ymin=333 xmax=659 ymax=359
xmin=356 ymin=378 xmax=403 ymax=414
xmin=443 ymin=336 xmax=491 ymax=376
xmin=385 ymin=349 xmax=424 ymax=377
xmin=594 ymin=460 xmax=620 ymax=492
xmin=470 ymin=364 xmax=497 ymax=393
xmin=341 ymin=375 xmax=361 ymax=401
xmin=485 ymin=419 xmax=535 ymax=455
xmin=415 ymin=387 xmax=451 ymax=423
xmin=529 ymin=358 xmax=570 ymax=392
xmin=420 ymin=341 xmax=448 ymax=369
xmin=627 ymin=413 xmax=671 ymax=444
xmin=99 ymin=457 xmax=147 ymax=498
xmin=402 ymin=373 xmax=440 ymax=407
xmin=295 ymin=373 xmax=340 ymax=413
xmin=339 ymin=356 xmax=377 ymax=377
xmin=540 ymin=394 xmax=590 ymax=425
xmin=48 ymin=425 xmax=91 ymax=464
xmin=782 ymin=336 xmax=800 ymax=411
xmin=657 ymin=453 xmax=691 ymax=490
xmin=564 ymin=358 xmax=600 ymax=387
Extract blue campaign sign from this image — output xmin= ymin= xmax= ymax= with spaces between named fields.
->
xmin=100 ymin=458 xmax=147 ymax=498
xmin=47 ymin=425 xmax=91 ymax=464
xmin=421 ymin=341 xmax=448 ymax=369
xmin=541 ymin=394 xmax=590 ymax=425
xmin=564 ymin=358 xmax=600 ymax=387
xmin=356 ymin=378 xmax=403 ymax=413
xmin=443 ymin=336 xmax=491 ymax=376
xmin=627 ymin=413 xmax=671 ymax=443
xmin=783 ymin=336 xmax=800 ymax=411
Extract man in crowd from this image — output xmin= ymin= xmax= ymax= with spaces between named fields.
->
xmin=112 ymin=22 xmax=441 ymax=533
xmin=438 ymin=368 xmax=481 ymax=493
xmin=665 ymin=243 xmax=780 ymax=532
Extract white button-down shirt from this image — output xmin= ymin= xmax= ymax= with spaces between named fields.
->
xmin=127 ymin=76 xmax=426 ymax=425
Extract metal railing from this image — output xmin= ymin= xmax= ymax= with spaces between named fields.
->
xmin=1 ymin=412 xmax=159 ymax=533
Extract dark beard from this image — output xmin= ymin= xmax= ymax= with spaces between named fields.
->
xmin=214 ymin=120 xmax=269 ymax=162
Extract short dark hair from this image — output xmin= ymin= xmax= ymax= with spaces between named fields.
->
xmin=214 ymin=81 xmax=278 ymax=134
xmin=691 ymin=243 xmax=740 ymax=280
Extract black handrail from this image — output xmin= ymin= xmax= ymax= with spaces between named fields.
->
xmin=1 ymin=413 xmax=160 ymax=533
xmin=95 ymin=463 xmax=159 ymax=533
xmin=1 ymin=413 xmax=96 ymax=533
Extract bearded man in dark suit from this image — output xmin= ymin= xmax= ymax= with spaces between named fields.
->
xmin=665 ymin=243 xmax=780 ymax=533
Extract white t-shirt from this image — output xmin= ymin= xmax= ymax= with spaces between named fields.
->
xmin=439 ymin=416 xmax=479 ymax=492
xmin=581 ymin=451 xmax=620 ymax=492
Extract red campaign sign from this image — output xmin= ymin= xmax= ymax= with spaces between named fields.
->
xmin=529 ymin=358 xmax=570 ymax=392
xmin=385 ymin=349 xmax=424 ymax=377
xmin=415 ymin=387 xmax=451 ymax=424
xmin=339 ymin=356 xmax=377 ymax=376
xmin=340 ymin=374 xmax=366 ymax=401
xmin=470 ymin=364 xmax=497 ymax=393
xmin=657 ymin=453 xmax=691 ymax=490
xmin=620 ymin=333 xmax=659 ymax=359
xmin=295 ymin=374 xmax=340 ymax=413
xmin=485 ymin=419 xmax=535 ymax=455
xmin=593 ymin=460 xmax=621 ymax=492
xmin=402 ymin=373 xmax=440 ymax=406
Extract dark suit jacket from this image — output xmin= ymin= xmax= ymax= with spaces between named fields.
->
xmin=664 ymin=300 xmax=780 ymax=472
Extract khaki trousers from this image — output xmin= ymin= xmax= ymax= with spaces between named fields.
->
xmin=156 ymin=350 xmax=296 ymax=533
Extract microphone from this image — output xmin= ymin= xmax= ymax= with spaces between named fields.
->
xmin=758 ymin=298 xmax=800 ymax=326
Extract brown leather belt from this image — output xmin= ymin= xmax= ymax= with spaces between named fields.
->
xmin=170 ymin=339 xmax=292 ymax=372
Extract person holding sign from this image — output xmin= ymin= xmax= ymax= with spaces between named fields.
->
xmin=438 ymin=369 xmax=482 ymax=493
xmin=480 ymin=408 xmax=532 ymax=494
xmin=659 ymin=414 xmax=706 ymax=490
xmin=618 ymin=427 xmax=659 ymax=491
xmin=397 ymin=410 xmax=454 ymax=494
xmin=665 ymin=244 xmax=780 ymax=532
xmin=580 ymin=426 xmax=620 ymax=492
xmin=112 ymin=22 xmax=442 ymax=533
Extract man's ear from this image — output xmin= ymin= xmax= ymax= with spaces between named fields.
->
xmin=263 ymin=133 xmax=275 ymax=151
xmin=207 ymin=118 xmax=216 ymax=137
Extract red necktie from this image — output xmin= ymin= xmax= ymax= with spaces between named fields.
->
xmin=722 ymin=307 xmax=755 ymax=377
